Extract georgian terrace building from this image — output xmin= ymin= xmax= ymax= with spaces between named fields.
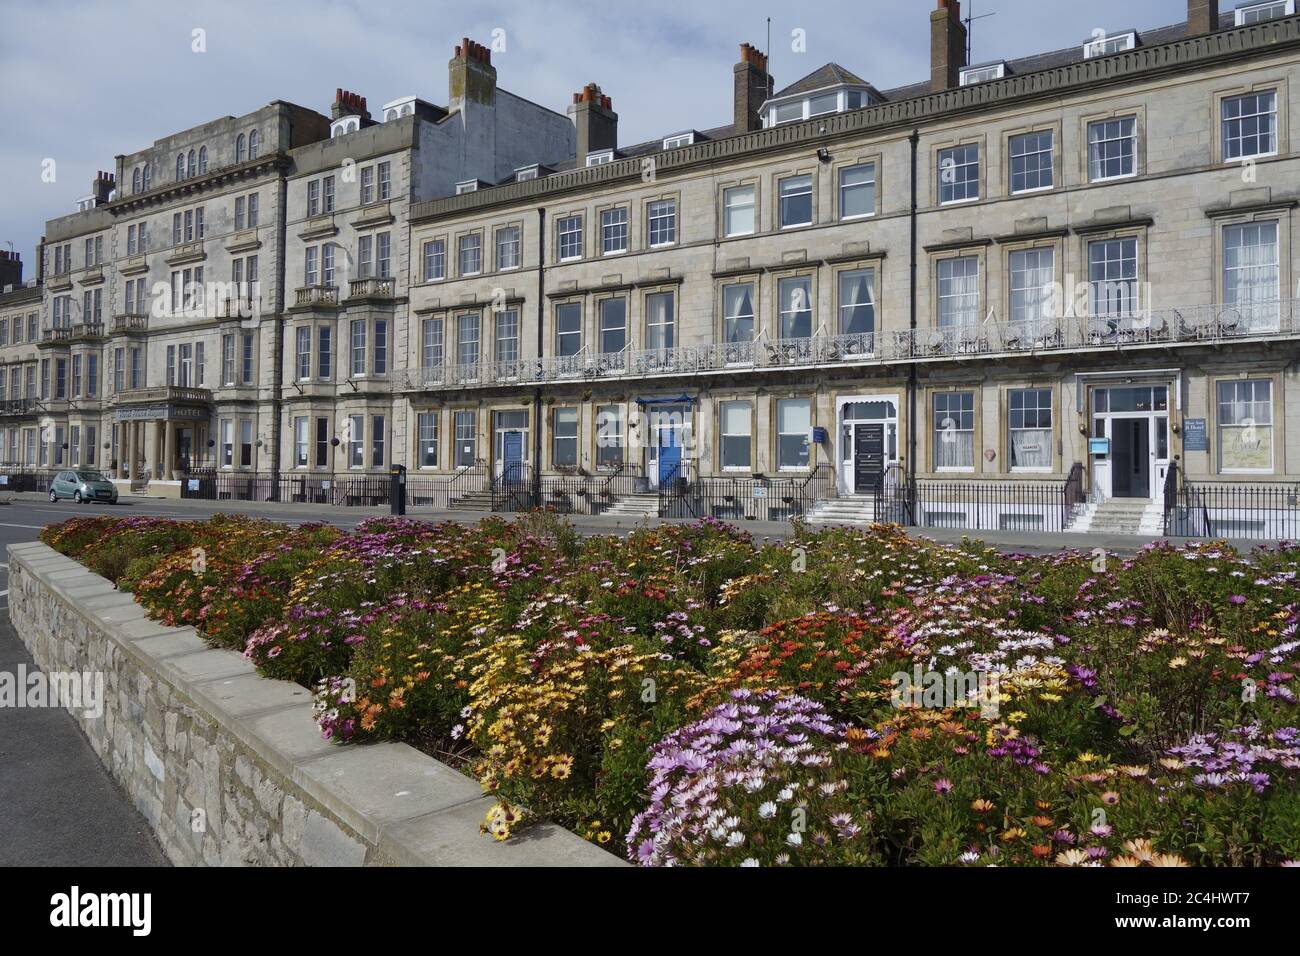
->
xmin=393 ymin=1 xmax=1300 ymax=535
xmin=281 ymin=40 xmax=573 ymax=482
xmin=8 ymin=38 xmax=573 ymax=494
xmin=0 ymin=252 xmax=41 ymax=473
xmin=35 ymin=100 xmax=330 ymax=484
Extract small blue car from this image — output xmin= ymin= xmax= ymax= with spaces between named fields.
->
xmin=49 ymin=469 xmax=119 ymax=504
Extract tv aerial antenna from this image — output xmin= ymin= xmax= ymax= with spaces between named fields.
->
xmin=964 ymin=3 xmax=998 ymax=65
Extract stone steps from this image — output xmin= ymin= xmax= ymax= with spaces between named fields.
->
xmin=805 ymin=497 xmax=878 ymax=526
xmin=1067 ymin=498 xmax=1164 ymax=534
xmin=601 ymin=493 xmax=661 ymax=518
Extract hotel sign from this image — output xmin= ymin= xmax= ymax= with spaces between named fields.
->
xmin=114 ymin=405 xmax=209 ymax=422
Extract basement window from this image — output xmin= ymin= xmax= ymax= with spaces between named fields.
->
xmin=959 ymin=62 xmax=1007 ymax=85
xmin=1235 ymin=0 xmax=1294 ymax=24
xmin=1083 ymin=31 xmax=1137 ymax=58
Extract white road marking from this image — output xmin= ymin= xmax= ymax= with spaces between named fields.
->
xmin=0 ymin=522 xmax=47 ymax=530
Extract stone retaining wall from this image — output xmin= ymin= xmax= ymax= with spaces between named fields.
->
xmin=6 ymin=541 xmax=622 ymax=867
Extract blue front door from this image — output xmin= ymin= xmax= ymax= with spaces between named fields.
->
xmin=658 ymin=442 xmax=681 ymax=485
xmin=502 ymin=431 xmax=524 ymax=482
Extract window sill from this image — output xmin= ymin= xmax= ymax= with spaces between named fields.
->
xmin=1089 ymin=172 xmax=1137 ymax=185
xmin=1010 ymin=185 xmax=1054 ymax=196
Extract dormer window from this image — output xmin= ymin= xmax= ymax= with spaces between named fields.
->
xmin=662 ymin=132 xmax=695 ymax=150
xmin=455 ymin=180 xmax=479 ymax=195
xmin=1235 ymin=0 xmax=1294 ymax=24
xmin=515 ymin=165 xmax=539 ymax=182
xmin=381 ymin=97 xmax=417 ymax=122
xmin=1083 ymin=31 xmax=1137 ymax=58
xmin=586 ymin=149 xmax=615 ymax=167
xmin=762 ymin=85 xmax=878 ymax=127
xmin=330 ymin=117 xmax=361 ymax=138
xmin=808 ymin=92 xmax=839 ymax=117
xmin=959 ymin=62 xmax=1007 ymax=85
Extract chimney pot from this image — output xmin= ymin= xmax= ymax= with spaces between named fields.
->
xmin=930 ymin=0 xmax=968 ymax=92
xmin=734 ymin=40 xmax=774 ymax=133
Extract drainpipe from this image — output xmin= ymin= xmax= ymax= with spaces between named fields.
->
xmin=270 ymin=166 xmax=288 ymax=499
xmin=533 ymin=207 xmax=545 ymax=505
xmin=907 ymin=128 xmax=920 ymax=521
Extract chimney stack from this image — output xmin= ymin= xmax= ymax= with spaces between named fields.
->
xmin=448 ymin=37 xmax=498 ymax=114
xmin=930 ymin=0 xmax=968 ymax=92
xmin=1187 ymin=0 xmax=1218 ymax=35
xmin=92 ymin=170 xmax=115 ymax=206
xmin=0 ymin=250 xmax=22 ymax=290
xmin=568 ymin=83 xmax=617 ymax=166
xmin=734 ymin=43 xmax=773 ymax=133
xmin=331 ymin=89 xmax=372 ymax=123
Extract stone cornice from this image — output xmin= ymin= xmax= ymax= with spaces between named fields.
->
xmin=411 ymin=18 xmax=1300 ymax=224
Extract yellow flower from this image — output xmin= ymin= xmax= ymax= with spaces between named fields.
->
xmin=1168 ymin=656 xmax=1188 ymax=669
xmin=1151 ymin=853 xmax=1189 ymax=867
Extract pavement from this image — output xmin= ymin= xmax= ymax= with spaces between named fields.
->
xmin=0 ymin=490 xmax=1277 ymax=868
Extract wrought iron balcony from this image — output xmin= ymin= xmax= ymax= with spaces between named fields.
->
xmin=392 ymin=300 xmax=1300 ymax=392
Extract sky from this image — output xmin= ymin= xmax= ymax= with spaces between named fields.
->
xmin=0 ymin=0 xmax=1192 ymax=275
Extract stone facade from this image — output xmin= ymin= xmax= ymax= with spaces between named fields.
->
xmin=5 ymin=8 xmax=1300 ymax=529
xmin=7 ymin=541 xmax=622 ymax=866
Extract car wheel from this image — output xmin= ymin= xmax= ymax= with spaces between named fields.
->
xmin=74 ymin=491 xmax=83 ymax=503
xmin=49 ymin=489 xmax=58 ymax=502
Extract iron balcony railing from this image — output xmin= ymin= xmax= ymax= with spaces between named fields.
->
xmin=393 ymin=300 xmax=1300 ymax=392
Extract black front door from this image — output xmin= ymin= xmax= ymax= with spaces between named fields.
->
xmin=853 ymin=423 xmax=885 ymax=494
xmin=1111 ymin=419 xmax=1150 ymax=498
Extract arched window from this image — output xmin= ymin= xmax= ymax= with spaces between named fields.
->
xmin=142 ymin=164 xmax=151 ymax=190
xmin=248 ymin=129 xmax=260 ymax=160
xmin=236 ymin=133 xmax=246 ymax=163
xmin=187 ymin=149 xmax=196 ymax=177
xmin=132 ymin=168 xmax=141 ymax=193
xmin=198 ymin=146 xmax=208 ymax=174
xmin=176 ymin=154 xmax=185 ymax=179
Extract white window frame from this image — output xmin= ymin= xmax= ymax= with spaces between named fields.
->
xmin=1087 ymin=116 xmax=1138 ymax=182
xmin=1222 ymin=90 xmax=1278 ymax=163
xmin=724 ymin=185 xmax=756 ymax=237
xmin=1235 ymin=0 xmax=1295 ymax=25
xmin=778 ymin=174 xmax=813 ymax=229
xmin=838 ymin=163 xmax=876 ymax=220
xmin=719 ymin=400 xmax=752 ymax=472
xmin=1083 ymin=32 xmax=1137 ymax=59
xmin=1216 ymin=379 xmax=1275 ymax=474
xmin=938 ymin=144 xmax=980 ymax=205
xmin=557 ymin=215 xmax=584 ymax=261
xmin=1009 ymin=130 xmax=1054 ymax=194
xmin=600 ymin=207 xmax=628 ymax=255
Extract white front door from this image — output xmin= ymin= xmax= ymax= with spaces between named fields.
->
xmin=837 ymin=397 xmax=899 ymax=495
xmin=1091 ymin=386 xmax=1171 ymax=501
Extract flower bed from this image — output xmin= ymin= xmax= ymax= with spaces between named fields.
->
xmin=41 ymin=513 xmax=1300 ymax=866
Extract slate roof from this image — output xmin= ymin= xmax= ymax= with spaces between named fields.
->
xmin=772 ymin=62 xmax=872 ymax=98
xmin=496 ymin=10 xmax=1243 ymax=186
